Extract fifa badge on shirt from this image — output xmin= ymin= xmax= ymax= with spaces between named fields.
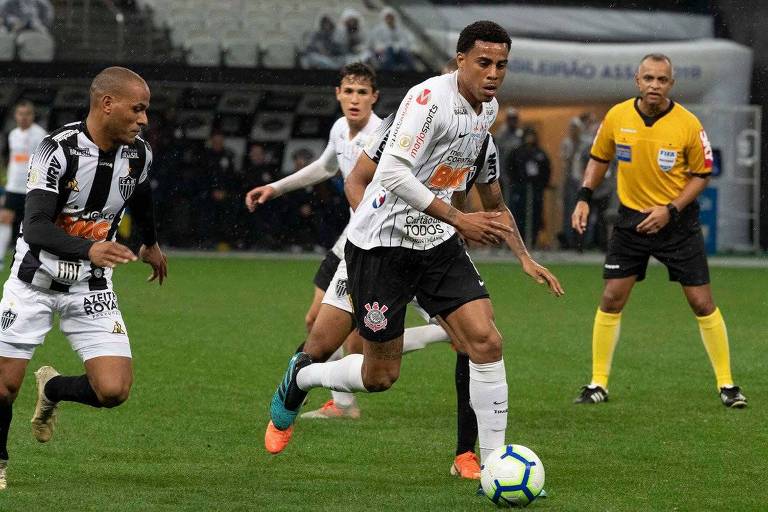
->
xmin=657 ymin=149 xmax=677 ymax=171
xmin=363 ymin=302 xmax=389 ymax=332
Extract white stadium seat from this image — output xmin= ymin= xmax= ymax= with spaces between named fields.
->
xmin=260 ymin=43 xmax=296 ymax=68
xmin=16 ymin=31 xmax=54 ymax=62
xmin=222 ymin=37 xmax=258 ymax=67
xmin=185 ymin=36 xmax=221 ymax=66
xmin=0 ymin=31 xmax=14 ymax=61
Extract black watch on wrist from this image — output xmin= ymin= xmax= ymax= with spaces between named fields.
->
xmin=666 ymin=203 xmax=680 ymax=223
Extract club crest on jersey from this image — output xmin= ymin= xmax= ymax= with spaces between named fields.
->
xmin=121 ymin=147 xmax=139 ymax=159
xmin=372 ymin=190 xmax=386 ymax=208
xmin=416 ymin=89 xmax=431 ymax=105
xmin=335 ymin=279 xmax=348 ymax=298
xmin=657 ymin=149 xmax=677 ymax=172
xmin=1 ymin=307 xmax=17 ymax=331
xmin=119 ymin=175 xmax=137 ymax=200
xmin=363 ymin=302 xmax=388 ymax=332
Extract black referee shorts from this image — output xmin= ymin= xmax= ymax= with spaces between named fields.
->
xmin=603 ymin=204 xmax=710 ymax=286
xmin=345 ymin=235 xmax=489 ymax=343
xmin=313 ymin=252 xmax=341 ymax=291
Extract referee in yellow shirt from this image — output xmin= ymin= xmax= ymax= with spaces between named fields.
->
xmin=571 ymin=53 xmax=746 ymax=408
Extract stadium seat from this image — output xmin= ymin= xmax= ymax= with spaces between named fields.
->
xmin=260 ymin=43 xmax=296 ymax=69
xmin=185 ymin=36 xmax=221 ymax=66
xmin=218 ymin=90 xmax=261 ymax=114
xmin=176 ymin=110 xmax=215 ymax=140
xmin=0 ymin=31 xmax=14 ymax=61
xmin=222 ymin=37 xmax=258 ymax=67
xmin=16 ymin=31 xmax=54 ymax=62
xmin=251 ymin=112 xmax=295 ymax=141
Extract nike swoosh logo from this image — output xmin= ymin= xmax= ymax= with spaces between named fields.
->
xmin=493 ymin=400 xmax=507 ymax=405
xmin=478 ymin=280 xmax=485 ymax=286
xmin=458 ymin=132 xmax=469 ymax=138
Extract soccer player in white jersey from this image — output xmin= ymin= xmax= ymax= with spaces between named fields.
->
xmin=269 ymin=21 xmax=563 ymax=476
xmin=0 ymin=67 xmax=167 ymax=490
xmin=0 ymin=101 xmax=47 ymax=262
xmin=246 ymin=63 xmax=381 ymax=336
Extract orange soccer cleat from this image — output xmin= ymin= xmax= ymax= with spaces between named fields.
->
xmin=450 ymin=451 xmax=481 ymax=479
xmin=265 ymin=421 xmax=294 ymax=454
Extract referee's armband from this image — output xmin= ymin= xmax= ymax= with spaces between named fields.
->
xmin=577 ymin=187 xmax=593 ymax=204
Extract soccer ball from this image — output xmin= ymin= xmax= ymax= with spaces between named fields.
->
xmin=480 ymin=444 xmax=545 ymax=507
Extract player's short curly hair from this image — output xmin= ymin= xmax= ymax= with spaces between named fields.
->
xmin=339 ymin=62 xmax=378 ymax=91
xmin=456 ymin=21 xmax=511 ymax=54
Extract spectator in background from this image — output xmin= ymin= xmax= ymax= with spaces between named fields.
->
xmin=282 ymin=148 xmax=319 ymax=251
xmin=369 ymin=7 xmax=416 ymax=71
xmin=558 ymin=116 xmax=585 ymax=249
xmin=508 ymin=128 xmax=551 ymax=249
xmin=242 ymin=143 xmax=284 ymax=249
xmin=199 ymin=132 xmax=241 ymax=250
xmin=494 ymin=107 xmax=524 ymax=205
xmin=1 ymin=0 xmax=54 ymax=33
xmin=302 ymin=14 xmax=345 ymax=70
xmin=334 ymin=8 xmax=370 ymax=64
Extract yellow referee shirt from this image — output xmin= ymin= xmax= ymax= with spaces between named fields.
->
xmin=590 ymin=98 xmax=713 ymax=211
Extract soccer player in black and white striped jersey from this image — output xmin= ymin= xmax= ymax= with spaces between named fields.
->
xmin=0 ymin=67 xmax=167 ymax=490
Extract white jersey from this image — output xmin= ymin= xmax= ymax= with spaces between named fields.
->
xmin=348 ymin=72 xmax=498 ymax=250
xmin=320 ymin=114 xmax=381 ymax=258
xmin=7 ymin=123 xmax=47 ymax=194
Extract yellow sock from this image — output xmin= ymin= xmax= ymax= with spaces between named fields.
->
xmin=697 ymin=307 xmax=733 ymax=389
xmin=591 ymin=309 xmax=622 ymax=389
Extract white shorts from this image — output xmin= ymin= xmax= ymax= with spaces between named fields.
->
xmin=321 ymin=258 xmax=436 ymax=325
xmin=321 ymin=258 xmax=353 ymax=313
xmin=0 ymin=277 xmax=132 ymax=361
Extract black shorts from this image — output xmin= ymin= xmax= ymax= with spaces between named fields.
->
xmin=2 ymin=192 xmax=25 ymax=216
xmin=345 ymin=234 xmax=489 ymax=342
xmin=312 ymin=252 xmax=341 ymax=291
xmin=603 ymin=203 xmax=710 ymax=286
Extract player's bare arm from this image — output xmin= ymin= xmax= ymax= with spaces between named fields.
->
xmin=476 ymin=181 xmax=564 ymax=296
xmin=245 ymin=185 xmax=277 ymax=211
xmin=571 ymin=157 xmax=610 ymax=234
xmin=636 ymin=174 xmax=710 ymax=235
xmin=345 ymin=153 xmax=377 ymax=210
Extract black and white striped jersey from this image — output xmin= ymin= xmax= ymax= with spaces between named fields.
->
xmin=13 ymin=121 xmax=152 ymax=292
xmin=349 ymin=71 xmax=498 ymax=250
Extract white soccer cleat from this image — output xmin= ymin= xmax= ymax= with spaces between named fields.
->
xmin=300 ymin=399 xmax=361 ymax=419
xmin=0 ymin=459 xmax=7 ymax=490
xmin=31 ymin=366 xmax=60 ymax=443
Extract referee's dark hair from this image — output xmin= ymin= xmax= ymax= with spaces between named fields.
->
xmin=639 ymin=53 xmax=674 ymax=77
xmin=14 ymin=99 xmax=35 ymax=112
xmin=339 ymin=62 xmax=378 ymax=91
xmin=456 ymin=21 xmax=511 ymax=54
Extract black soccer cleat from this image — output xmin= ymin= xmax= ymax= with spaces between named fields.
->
xmin=574 ymin=385 xmax=609 ymax=404
xmin=719 ymin=386 xmax=747 ymax=408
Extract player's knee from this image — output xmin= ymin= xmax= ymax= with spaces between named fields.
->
xmin=304 ymin=314 xmax=316 ymax=333
xmin=362 ymin=367 xmax=399 ymax=392
xmin=93 ymin=382 xmax=131 ymax=408
xmin=467 ymin=329 xmax=503 ymax=362
xmin=689 ymin=299 xmax=715 ymax=317
xmin=0 ymin=382 xmax=19 ymax=405
xmin=601 ymin=290 xmax=627 ymax=313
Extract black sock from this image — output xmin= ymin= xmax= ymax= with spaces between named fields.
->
xmin=0 ymin=403 xmax=11 ymax=460
xmin=295 ymin=342 xmax=305 ymax=354
xmin=455 ymin=352 xmax=478 ymax=456
xmin=44 ymin=375 xmax=102 ymax=408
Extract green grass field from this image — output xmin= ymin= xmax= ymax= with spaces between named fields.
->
xmin=0 ymin=257 xmax=765 ymax=511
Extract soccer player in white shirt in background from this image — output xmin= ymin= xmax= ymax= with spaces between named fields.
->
xmin=268 ymin=21 xmax=563 ymax=479
xmin=1 ymin=101 xmax=47 ymax=263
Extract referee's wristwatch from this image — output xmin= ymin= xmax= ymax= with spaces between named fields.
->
xmin=666 ymin=203 xmax=680 ymax=223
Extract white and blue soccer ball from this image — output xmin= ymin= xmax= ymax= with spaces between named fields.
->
xmin=480 ymin=444 xmax=545 ymax=507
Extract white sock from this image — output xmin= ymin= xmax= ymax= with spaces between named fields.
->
xmin=0 ymin=224 xmax=10 ymax=261
xmin=469 ymin=358 xmax=508 ymax=464
xmin=326 ymin=346 xmax=356 ymax=406
xmin=402 ymin=324 xmax=450 ymax=353
xmin=296 ymin=354 xmax=366 ymax=393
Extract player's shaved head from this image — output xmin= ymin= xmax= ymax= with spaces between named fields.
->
xmin=90 ymin=66 xmax=148 ymax=105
